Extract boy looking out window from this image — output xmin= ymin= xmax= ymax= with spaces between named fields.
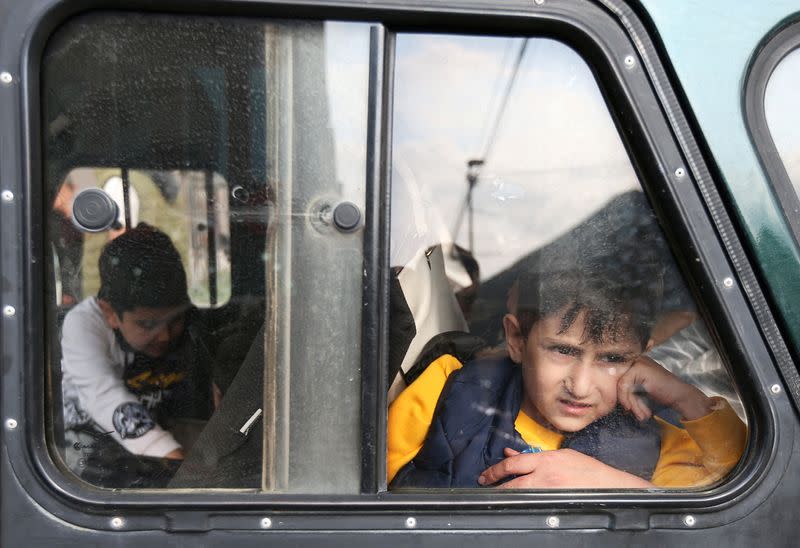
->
xmin=61 ymin=224 xmax=214 ymax=485
xmin=388 ymin=265 xmax=746 ymax=489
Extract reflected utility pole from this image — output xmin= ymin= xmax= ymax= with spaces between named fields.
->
xmin=451 ymin=38 xmax=528 ymax=253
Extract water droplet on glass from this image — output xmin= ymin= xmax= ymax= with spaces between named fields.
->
xmin=490 ymin=178 xmax=524 ymax=202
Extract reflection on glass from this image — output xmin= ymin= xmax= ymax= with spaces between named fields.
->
xmin=388 ymin=34 xmax=746 ymax=490
xmin=44 ymin=14 xmax=369 ymax=492
xmin=56 ymin=168 xmax=232 ymax=309
xmin=391 ymin=36 xmax=639 ymax=280
xmin=765 ymin=47 xmax=800 ymax=194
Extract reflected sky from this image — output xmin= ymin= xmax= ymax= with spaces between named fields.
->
xmin=390 ymin=34 xmax=638 ymax=279
xmin=324 ymin=22 xmax=371 ymax=205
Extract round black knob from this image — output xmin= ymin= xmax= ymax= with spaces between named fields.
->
xmin=71 ymin=188 xmax=119 ymax=232
xmin=332 ymin=201 xmax=361 ymax=232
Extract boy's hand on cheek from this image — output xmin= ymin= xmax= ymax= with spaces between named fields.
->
xmin=617 ymin=356 xmax=713 ymax=421
xmin=478 ymin=448 xmax=652 ymax=489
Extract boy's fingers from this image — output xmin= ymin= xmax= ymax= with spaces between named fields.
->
xmin=617 ymin=381 xmax=630 ymax=409
xmin=617 ymin=378 xmax=635 ymax=413
xmin=494 ymin=476 xmax=528 ymax=489
xmin=639 ymin=399 xmax=653 ymax=421
xmin=479 ymin=455 xmax=537 ymax=485
xmin=631 ymin=394 xmax=652 ymax=422
xmin=504 ymin=447 xmax=520 ymax=457
xmin=618 ymin=370 xmax=655 ymax=421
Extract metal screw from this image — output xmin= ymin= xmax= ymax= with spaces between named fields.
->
xmin=546 ymin=516 xmax=560 ymax=528
xmin=261 ymin=517 xmax=272 ymax=529
xmin=5 ymin=418 xmax=17 ymax=430
xmin=723 ymin=277 xmax=734 ymax=288
xmin=675 ymin=167 xmax=686 ymax=178
xmin=771 ymin=384 xmax=782 ymax=394
xmin=0 ymin=72 xmax=12 ymax=85
xmin=3 ymin=305 xmax=15 ymax=317
xmin=683 ymin=515 xmax=696 ymax=527
xmin=624 ymin=55 xmax=636 ymax=68
xmin=405 ymin=517 xmax=417 ymax=529
xmin=110 ymin=516 xmax=125 ymax=529
xmin=1 ymin=190 xmax=13 ymax=202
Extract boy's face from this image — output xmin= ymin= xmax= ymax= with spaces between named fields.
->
xmin=505 ymin=308 xmax=646 ymax=433
xmin=100 ymin=301 xmax=186 ymax=358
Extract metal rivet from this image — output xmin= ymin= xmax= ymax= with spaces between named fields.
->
xmin=723 ymin=277 xmax=734 ymax=288
xmin=110 ymin=517 xmax=125 ymax=529
xmin=261 ymin=517 xmax=272 ymax=529
xmin=3 ymin=305 xmax=15 ymax=317
xmin=624 ymin=55 xmax=636 ymax=68
xmin=533 ymin=0 xmax=545 ymax=5
xmin=675 ymin=167 xmax=686 ymax=178
xmin=546 ymin=515 xmax=560 ymax=528
xmin=0 ymin=72 xmax=12 ymax=85
xmin=1 ymin=190 xmax=13 ymax=202
xmin=683 ymin=515 xmax=696 ymax=527
xmin=5 ymin=418 xmax=17 ymax=430
xmin=405 ymin=517 xmax=417 ymax=529
xmin=771 ymin=384 xmax=781 ymax=394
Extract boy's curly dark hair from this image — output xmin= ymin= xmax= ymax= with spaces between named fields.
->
xmin=515 ymin=233 xmax=663 ymax=346
xmin=98 ymin=223 xmax=189 ymax=315
xmin=516 ymin=267 xmax=662 ymax=347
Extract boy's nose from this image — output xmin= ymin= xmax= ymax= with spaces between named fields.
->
xmin=566 ymin=364 xmax=593 ymax=399
xmin=154 ymin=323 xmax=172 ymax=344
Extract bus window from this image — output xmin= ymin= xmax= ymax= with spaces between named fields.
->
xmin=765 ymin=47 xmax=800 ymax=196
xmin=387 ymin=34 xmax=747 ymax=490
xmin=43 ymin=13 xmax=371 ymax=492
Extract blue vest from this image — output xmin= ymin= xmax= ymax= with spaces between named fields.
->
xmin=391 ymin=357 xmax=663 ymax=488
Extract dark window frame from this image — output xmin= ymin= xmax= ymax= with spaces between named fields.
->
xmin=745 ymin=22 xmax=800 ymax=256
xmin=0 ymin=0 xmax=790 ymax=533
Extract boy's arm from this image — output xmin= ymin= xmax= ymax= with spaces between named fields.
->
xmin=618 ymin=356 xmax=747 ymax=487
xmin=479 ymin=404 xmax=745 ymax=489
xmin=479 ymin=448 xmax=654 ymax=488
xmin=387 ymin=354 xmax=463 ymax=482
xmin=651 ymin=398 xmax=746 ymax=487
xmin=617 ymin=355 xmax=715 ymax=421
xmin=481 ymin=357 xmax=746 ymax=489
xmin=61 ymin=304 xmax=182 ymax=458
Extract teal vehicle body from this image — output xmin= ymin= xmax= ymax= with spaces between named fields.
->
xmin=642 ymin=0 xmax=800 ymax=350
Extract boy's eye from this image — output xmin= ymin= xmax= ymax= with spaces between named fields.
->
xmin=599 ymin=353 xmax=628 ymax=364
xmin=550 ymin=345 xmax=579 ymax=357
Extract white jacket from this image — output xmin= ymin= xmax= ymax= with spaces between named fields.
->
xmin=60 ymin=297 xmax=181 ymax=457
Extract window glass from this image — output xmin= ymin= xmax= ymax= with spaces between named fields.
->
xmin=765 ymin=47 xmax=800 ymax=193
xmin=52 ymin=168 xmax=231 ymax=309
xmin=387 ymin=34 xmax=746 ymax=490
xmin=44 ymin=13 xmax=370 ymax=493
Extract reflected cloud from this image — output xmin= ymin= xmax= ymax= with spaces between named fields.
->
xmin=391 ymin=33 xmax=638 ymax=278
